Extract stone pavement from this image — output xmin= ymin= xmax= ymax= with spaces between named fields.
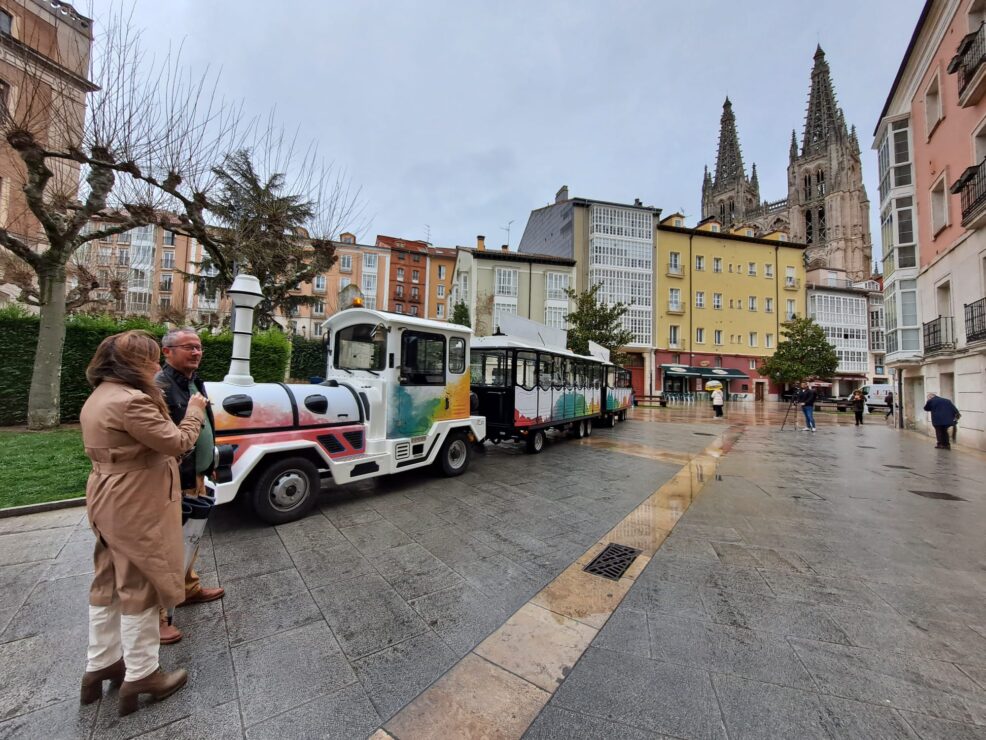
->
xmin=0 ymin=408 xmax=984 ymax=739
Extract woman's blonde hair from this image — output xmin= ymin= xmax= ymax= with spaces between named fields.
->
xmin=85 ymin=330 xmax=169 ymax=419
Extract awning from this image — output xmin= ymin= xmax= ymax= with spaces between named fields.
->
xmin=700 ymin=368 xmax=749 ymax=380
xmin=660 ymin=364 xmax=703 ymax=377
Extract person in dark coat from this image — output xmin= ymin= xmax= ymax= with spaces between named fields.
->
xmin=923 ymin=393 xmax=960 ymax=449
xmin=885 ymin=391 xmax=894 ymax=419
xmin=850 ymin=390 xmax=865 ymax=426
xmin=797 ymin=382 xmax=817 ymax=432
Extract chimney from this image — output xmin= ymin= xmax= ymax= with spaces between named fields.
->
xmin=634 ymin=198 xmax=642 ymax=207
xmin=555 ymin=185 xmax=569 ymax=203
xmin=501 ymin=244 xmax=509 ymax=252
xmin=476 ymin=235 xmax=486 ymax=250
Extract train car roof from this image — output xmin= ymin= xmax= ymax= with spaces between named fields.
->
xmin=472 ymin=335 xmax=598 ymax=362
xmin=322 ymin=308 xmax=474 ymax=337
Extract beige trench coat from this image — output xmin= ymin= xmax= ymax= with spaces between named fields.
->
xmin=80 ymin=380 xmax=205 ymax=613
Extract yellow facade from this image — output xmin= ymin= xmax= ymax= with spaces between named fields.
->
xmin=656 ymin=224 xmax=806 ymax=358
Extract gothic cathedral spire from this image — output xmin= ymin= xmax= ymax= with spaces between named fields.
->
xmin=713 ymin=97 xmax=746 ymax=188
xmin=801 ymin=46 xmax=843 ymax=156
xmin=701 ymin=98 xmax=760 ymax=228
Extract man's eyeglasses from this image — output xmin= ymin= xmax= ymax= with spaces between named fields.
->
xmin=168 ymin=344 xmax=204 ymax=353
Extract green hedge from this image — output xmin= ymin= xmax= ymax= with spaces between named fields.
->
xmin=0 ymin=310 xmax=291 ymax=425
xmin=289 ymin=335 xmax=326 ymax=381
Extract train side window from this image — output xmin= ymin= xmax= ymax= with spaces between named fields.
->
xmin=575 ymin=362 xmax=584 ymax=389
xmin=471 ymin=350 xmax=506 ymax=386
xmin=449 ymin=337 xmax=466 ymax=374
xmin=335 ymin=324 xmax=387 ymax=371
xmin=537 ymin=354 xmax=552 ymax=391
xmin=517 ymin=351 xmax=537 ymax=390
xmin=606 ymin=367 xmax=616 ymax=387
xmin=400 ymin=331 xmax=445 ymax=385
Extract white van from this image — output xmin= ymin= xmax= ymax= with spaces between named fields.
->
xmin=855 ymin=384 xmax=894 ymax=413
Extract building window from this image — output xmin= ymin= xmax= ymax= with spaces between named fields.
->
xmin=162 ymin=230 xmax=175 ymax=246
xmin=765 ymin=264 xmax=773 ymax=278
xmin=748 ymin=262 xmax=756 ymax=276
xmin=668 ymin=325 xmax=680 ymax=347
xmin=713 ymin=293 xmax=722 ymax=310
xmin=413 ymin=254 xmax=421 ymax=263
xmin=438 ymin=265 xmax=446 ymax=279
xmin=924 ymin=73 xmax=942 ymax=135
xmin=314 ymin=323 xmax=323 ymax=337
xmin=930 ymin=175 xmax=948 ymax=235
xmin=748 ymin=296 xmax=757 ymax=311
xmin=436 ymin=303 xmax=445 ymax=319
xmin=669 ymin=252 xmax=681 ymax=269
xmin=544 ymin=305 xmax=568 ymax=329
xmin=696 ymin=328 xmax=705 ymax=344
xmin=672 ymin=353 xmax=681 ymax=363
xmin=495 ymin=267 xmax=518 ymax=297
xmin=410 ymin=305 xmax=419 ymax=316
xmin=695 ymin=291 xmax=705 ymax=308
xmin=714 ymin=329 xmax=723 ymax=345
xmin=493 ymin=299 xmax=517 ymax=330
xmin=159 ymin=295 xmax=171 ymax=311
xmin=713 ymin=257 xmax=722 ymax=273
xmin=0 ymin=11 xmax=12 ymax=36
xmin=786 ymin=298 xmax=796 ymax=319
xmin=162 ymin=251 xmax=175 ymax=269
xmin=340 ymin=277 xmax=350 ymax=289
xmin=766 ymin=333 xmax=774 ymax=348
xmin=714 ymin=356 xmax=723 ymax=367
xmin=117 ymin=248 xmax=129 ymax=266
xmin=361 ymin=272 xmax=377 ymax=309
xmin=411 ymin=286 xmax=419 ymax=300
xmin=695 ymin=255 xmax=705 ymax=271
xmin=397 ymin=267 xmax=405 ymax=281
xmin=545 ymin=271 xmax=570 ymax=300
xmin=313 ymin=300 xmax=325 ymax=316
xmin=339 ymin=254 xmax=353 ymax=272
xmin=395 ymin=303 xmax=404 ymax=313
xmin=412 ymin=270 xmax=420 ymax=283
xmin=396 ymin=284 xmax=404 ymax=298
xmin=669 ymin=287 xmax=681 ymax=310
xmin=159 ymin=274 xmax=173 ymax=292
xmin=765 ymin=297 xmax=774 ymax=313
xmin=749 ymin=358 xmax=758 ymax=369
xmin=314 ymin=274 xmax=326 ymax=292
xmin=749 ymin=332 xmax=757 ymax=347
xmin=437 ymin=284 xmax=446 ymax=298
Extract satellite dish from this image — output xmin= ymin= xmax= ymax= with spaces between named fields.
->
xmin=339 ymin=284 xmax=364 ymax=309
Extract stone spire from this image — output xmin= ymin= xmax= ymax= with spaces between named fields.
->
xmin=750 ymin=163 xmax=760 ymax=200
xmin=801 ymin=45 xmax=842 ymax=156
xmin=790 ymin=130 xmax=799 ymax=162
xmin=850 ymin=124 xmax=860 ymax=155
xmin=713 ymin=97 xmax=746 ymax=187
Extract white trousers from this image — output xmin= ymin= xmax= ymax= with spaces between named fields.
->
xmin=86 ymin=600 xmax=160 ymax=682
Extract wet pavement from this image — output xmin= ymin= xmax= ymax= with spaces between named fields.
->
xmin=0 ymin=404 xmax=984 ymax=738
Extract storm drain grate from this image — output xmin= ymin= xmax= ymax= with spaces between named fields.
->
xmin=693 ymin=432 xmax=716 ymax=436
xmin=910 ymin=490 xmax=966 ymax=501
xmin=583 ymin=543 xmax=641 ymax=581
xmin=883 ymin=464 xmax=911 ymax=469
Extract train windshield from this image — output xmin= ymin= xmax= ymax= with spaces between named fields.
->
xmin=471 ymin=350 xmax=507 ymax=386
xmin=334 ymin=324 xmax=386 ymax=371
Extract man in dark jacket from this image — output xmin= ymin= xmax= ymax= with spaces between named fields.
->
xmin=797 ymin=382 xmax=817 ymax=433
xmin=157 ymin=328 xmax=225 ymax=643
xmin=923 ymin=393 xmax=960 ymax=449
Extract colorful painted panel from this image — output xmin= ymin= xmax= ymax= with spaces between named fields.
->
xmin=216 ymin=424 xmax=365 ymax=464
xmin=606 ymin=388 xmax=633 ymax=411
xmin=387 ymin=373 xmax=471 ymax=437
xmin=208 ymin=382 xmax=294 ymax=431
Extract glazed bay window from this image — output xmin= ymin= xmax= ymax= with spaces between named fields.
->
xmin=493 ymin=299 xmax=517 ymax=331
xmin=363 ymin=254 xmax=378 ymax=273
xmin=544 ymin=305 xmax=568 ymax=329
xmin=360 ymin=272 xmax=377 ymax=310
xmin=878 ymin=119 xmax=912 ymax=202
xmin=545 ymin=271 xmax=569 ymax=300
xmin=495 ymin=267 xmax=518 ymax=297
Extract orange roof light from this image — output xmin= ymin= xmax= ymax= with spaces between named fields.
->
xmin=351 ymin=296 xmax=364 ymax=308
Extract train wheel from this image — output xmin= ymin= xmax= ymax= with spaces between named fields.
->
xmin=584 ymin=419 xmax=592 ymax=437
xmin=525 ymin=429 xmax=546 ymax=454
xmin=438 ymin=431 xmax=471 ymax=476
xmin=251 ymin=457 xmax=319 ymax=524
xmin=574 ymin=420 xmax=585 ymax=439
xmin=607 ymin=413 xmax=617 ymax=428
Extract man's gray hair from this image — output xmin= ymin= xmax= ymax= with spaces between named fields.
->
xmin=162 ymin=327 xmax=200 ymax=347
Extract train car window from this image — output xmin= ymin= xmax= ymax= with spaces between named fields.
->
xmin=400 ymin=331 xmax=446 ymax=385
xmin=537 ymin=354 xmax=552 ymax=391
xmin=471 ymin=350 xmax=507 ymax=386
xmin=564 ymin=359 xmax=574 ymax=388
xmin=574 ymin=361 xmax=583 ymax=389
xmin=449 ymin=337 xmax=466 ymax=374
xmin=606 ymin=367 xmax=616 ymax=387
xmin=517 ymin=351 xmax=537 ymax=390
xmin=335 ymin=324 xmax=386 ymax=371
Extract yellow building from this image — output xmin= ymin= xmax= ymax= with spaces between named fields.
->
xmin=655 ymin=214 xmax=806 ymax=401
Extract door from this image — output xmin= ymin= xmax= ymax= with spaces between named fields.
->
xmin=755 ymin=382 xmax=765 ymax=402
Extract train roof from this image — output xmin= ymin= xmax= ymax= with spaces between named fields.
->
xmin=322 ymin=308 xmax=474 ymax=337
xmin=472 ymin=335 xmax=601 ymax=363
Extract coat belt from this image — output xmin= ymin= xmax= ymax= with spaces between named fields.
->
xmin=90 ymin=454 xmax=171 ymax=475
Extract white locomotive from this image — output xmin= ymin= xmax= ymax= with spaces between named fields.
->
xmin=207 ymin=275 xmax=486 ymax=524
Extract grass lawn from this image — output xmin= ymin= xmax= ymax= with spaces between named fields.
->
xmin=0 ymin=428 xmax=89 ymax=509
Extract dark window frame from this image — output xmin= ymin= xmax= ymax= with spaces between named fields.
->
xmin=400 ymin=330 xmax=446 ymax=386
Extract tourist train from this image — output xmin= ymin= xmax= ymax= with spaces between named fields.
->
xmin=204 ymin=275 xmax=632 ymax=524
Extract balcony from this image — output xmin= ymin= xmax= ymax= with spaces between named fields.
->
xmin=950 ymin=22 xmax=986 ymax=107
xmin=666 ymin=263 xmax=683 ymax=277
xmin=667 ymin=301 xmax=685 ymax=314
xmin=922 ymin=316 xmax=955 ymax=354
xmin=953 ymin=157 xmax=986 ymax=228
xmin=784 ymin=277 xmax=801 ymax=290
xmin=966 ymin=297 xmax=986 ymax=343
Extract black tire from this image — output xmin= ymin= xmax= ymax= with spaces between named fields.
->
xmin=525 ymin=429 xmax=546 ymax=454
xmin=438 ymin=431 xmax=471 ymax=476
xmin=584 ymin=419 xmax=592 ymax=437
xmin=607 ymin=413 xmax=617 ymax=428
xmin=251 ymin=457 xmax=320 ymax=524
xmin=573 ymin=420 xmax=585 ymax=439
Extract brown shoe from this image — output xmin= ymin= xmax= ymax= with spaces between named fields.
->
xmin=159 ymin=620 xmax=182 ymax=645
xmin=80 ymin=657 xmax=125 ymax=705
xmin=118 ymin=667 xmax=188 ymax=716
xmin=178 ymin=586 xmax=225 ymax=607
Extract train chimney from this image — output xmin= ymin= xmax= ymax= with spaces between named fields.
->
xmin=224 ymin=274 xmax=264 ymax=386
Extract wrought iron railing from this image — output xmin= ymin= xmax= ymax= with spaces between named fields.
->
xmin=959 ymin=157 xmax=986 ymax=224
xmin=966 ymin=297 xmax=986 ymax=343
xmin=958 ymin=23 xmax=986 ymax=96
xmin=922 ymin=316 xmax=955 ymax=353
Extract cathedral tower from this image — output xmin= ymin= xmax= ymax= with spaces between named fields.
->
xmin=787 ymin=46 xmax=872 ymax=279
xmin=701 ymin=98 xmax=760 ymax=228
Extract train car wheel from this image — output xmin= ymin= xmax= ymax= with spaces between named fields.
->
xmin=607 ymin=413 xmax=617 ymax=428
xmin=525 ymin=429 xmax=546 ymax=454
xmin=251 ymin=457 xmax=319 ymax=524
xmin=438 ymin=432 xmax=471 ymax=476
xmin=574 ymin=420 xmax=585 ymax=439
xmin=584 ymin=419 xmax=592 ymax=437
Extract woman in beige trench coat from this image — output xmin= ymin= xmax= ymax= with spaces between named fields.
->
xmin=79 ymin=330 xmax=208 ymax=716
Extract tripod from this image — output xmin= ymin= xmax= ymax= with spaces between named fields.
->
xmin=780 ymin=394 xmax=800 ymax=431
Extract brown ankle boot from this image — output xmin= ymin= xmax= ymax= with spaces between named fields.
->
xmin=118 ymin=667 xmax=188 ymax=716
xmin=80 ymin=657 xmax=125 ymax=705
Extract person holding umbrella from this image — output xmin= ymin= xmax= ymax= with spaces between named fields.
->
xmin=706 ymin=380 xmax=725 ymax=418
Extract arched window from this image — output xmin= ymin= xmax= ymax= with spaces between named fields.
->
xmin=817 ymin=207 xmax=826 ymax=241
xmin=816 ymin=170 xmax=826 ymax=197
xmin=728 ymin=199 xmax=735 ymax=222
xmin=719 ymin=202 xmax=725 ymax=222
xmin=803 ymin=174 xmax=811 ymax=200
xmin=805 ymin=210 xmax=814 ymax=244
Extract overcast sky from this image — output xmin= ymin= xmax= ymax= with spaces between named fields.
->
xmin=90 ymin=1 xmax=923 ymax=258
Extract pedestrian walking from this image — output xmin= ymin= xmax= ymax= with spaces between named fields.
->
xmin=156 ymin=328 xmax=225 ymax=645
xmin=885 ymin=390 xmax=894 ymax=420
xmin=850 ymin=390 xmax=865 ymax=426
xmin=79 ymin=330 xmax=208 ymax=716
xmin=797 ymin=381 xmax=817 ymax=433
xmin=711 ymin=387 xmax=724 ymax=418
xmin=923 ymin=392 xmax=960 ymax=450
